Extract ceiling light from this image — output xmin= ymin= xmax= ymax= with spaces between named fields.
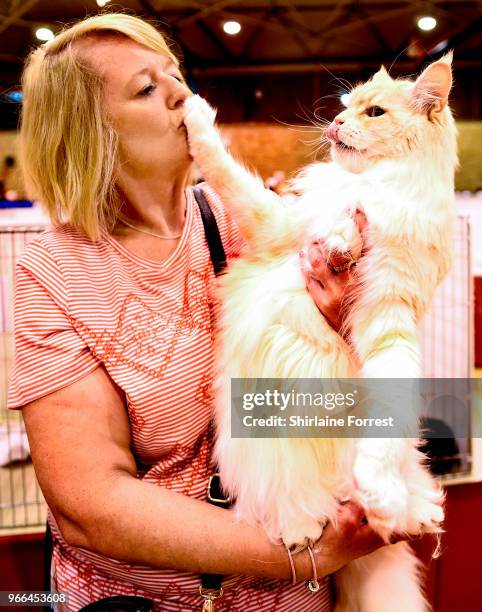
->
xmin=340 ymin=93 xmax=351 ymax=107
xmin=223 ymin=21 xmax=241 ymax=35
xmin=35 ymin=28 xmax=54 ymax=42
xmin=417 ymin=16 xmax=437 ymax=31
xmin=96 ymin=0 xmax=111 ymax=6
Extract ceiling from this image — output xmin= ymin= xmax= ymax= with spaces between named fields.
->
xmin=0 ymin=1 xmax=481 ymax=125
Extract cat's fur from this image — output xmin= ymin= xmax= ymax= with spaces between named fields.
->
xmin=183 ymin=54 xmax=457 ymax=611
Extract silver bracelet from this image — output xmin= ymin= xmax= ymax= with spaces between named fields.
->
xmin=285 ymin=545 xmax=297 ymax=585
xmin=305 ymin=545 xmax=320 ymax=593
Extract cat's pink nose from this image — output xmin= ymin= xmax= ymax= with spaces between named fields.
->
xmin=325 ymin=122 xmax=340 ymax=142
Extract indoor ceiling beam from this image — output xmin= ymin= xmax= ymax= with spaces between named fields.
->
xmin=0 ymin=14 xmax=54 ymax=29
xmin=435 ymin=14 xmax=482 ymax=54
xmin=175 ymin=0 xmax=246 ymax=29
xmin=314 ymin=4 xmax=416 ymax=40
xmin=277 ymin=0 xmax=318 ymax=35
xmin=272 ymin=6 xmax=319 ymax=60
xmin=0 ymin=52 xmax=23 ymax=64
xmin=354 ymin=2 xmax=393 ymax=55
xmin=136 ymin=0 xmax=199 ymax=78
xmin=9 ymin=0 xmax=22 ymax=13
xmin=0 ymin=0 xmax=39 ymax=35
xmin=151 ymin=1 xmax=482 ymax=17
xmin=239 ymin=3 xmax=278 ymax=57
xmin=196 ymin=18 xmax=235 ymax=58
xmin=193 ymin=58 xmax=482 ymax=76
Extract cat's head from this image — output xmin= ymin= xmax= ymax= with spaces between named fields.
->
xmin=325 ymin=53 xmax=455 ymax=173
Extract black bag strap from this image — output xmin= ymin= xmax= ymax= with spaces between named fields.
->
xmin=193 ymin=185 xmax=227 ymax=277
xmin=192 ymin=185 xmax=229 ymax=602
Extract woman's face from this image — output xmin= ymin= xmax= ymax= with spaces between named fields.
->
xmin=79 ymin=36 xmax=191 ymax=180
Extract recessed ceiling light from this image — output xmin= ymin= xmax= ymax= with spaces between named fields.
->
xmin=417 ymin=16 xmax=437 ymax=31
xmin=35 ymin=27 xmax=54 ymax=42
xmin=96 ymin=0 xmax=111 ymax=6
xmin=340 ymin=93 xmax=351 ymax=107
xmin=223 ymin=21 xmax=241 ymax=35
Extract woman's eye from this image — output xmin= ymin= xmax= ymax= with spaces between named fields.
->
xmin=138 ymin=84 xmax=157 ymax=96
xmin=366 ymin=106 xmax=386 ymax=117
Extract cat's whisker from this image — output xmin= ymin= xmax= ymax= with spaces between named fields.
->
xmin=272 ymin=117 xmax=324 ymax=133
xmin=316 ymin=64 xmax=354 ymax=91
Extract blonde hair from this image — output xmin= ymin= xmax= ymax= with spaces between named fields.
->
xmin=20 ymin=13 xmax=180 ymax=240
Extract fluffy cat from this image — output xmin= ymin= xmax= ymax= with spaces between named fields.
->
xmin=183 ymin=53 xmax=457 ymax=611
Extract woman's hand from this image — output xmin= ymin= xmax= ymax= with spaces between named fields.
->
xmin=295 ymin=500 xmax=410 ymax=580
xmin=301 ymin=209 xmax=368 ymax=334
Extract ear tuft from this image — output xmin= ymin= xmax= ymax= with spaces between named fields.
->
xmin=411 ymin=55 xmax=453 ymax=114
xmin=372 ymin=65 xmax=391 ymax=83
xmin=438 ymin=50 xmax=453 ymax=67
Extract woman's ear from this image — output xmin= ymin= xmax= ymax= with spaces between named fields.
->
xmin=411 ymin=52 xmax=453 ymax=115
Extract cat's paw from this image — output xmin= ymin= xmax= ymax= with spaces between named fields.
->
xmin=184 ymin=94 xmax=217 ymax=128
xmin=308 ymin=212 xmax=362 ymax=274
xmin=353 ymin=453 xmax=409 ymax=541
xmin=404 ymin=482 xmax=445 ymax=535
xmin=183 ymin=95 xmax=223 ymax=161
xmin=328 ymin=214 xmax=362 ymax=262
xmin=281 ymin=516 xmax=327 ymax=552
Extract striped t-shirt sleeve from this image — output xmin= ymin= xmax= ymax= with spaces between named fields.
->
xmin=7 ymin=240 xmax=99 ymax=410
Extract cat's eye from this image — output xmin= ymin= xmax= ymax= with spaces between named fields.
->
xmin=366 ymin=106 xmax=386 ymax=117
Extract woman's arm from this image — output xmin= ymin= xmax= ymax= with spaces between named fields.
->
xmin=23 ymin=365 xmax=389 ymax=580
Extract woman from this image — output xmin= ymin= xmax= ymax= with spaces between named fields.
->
xmin=8 ymin=13 xmax=395 ymax=611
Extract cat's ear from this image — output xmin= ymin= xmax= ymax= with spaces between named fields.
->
xmin=372 ymin=65 xmax=391 ymax=83
xmin=412 ymin=52 xmax=453 ymax=114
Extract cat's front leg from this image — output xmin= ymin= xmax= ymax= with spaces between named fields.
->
xmin=353 ymin=438 xmax=444 ymax=540
xmin=353 ymin=438 xmax=410 ymax=541
xmin=402 ymin=445 xmax=444 ymax=536
xmin=183 ymin=94 xmax=229 ymax=177
xmin=184 ymin=95 xmax=299 ymax=252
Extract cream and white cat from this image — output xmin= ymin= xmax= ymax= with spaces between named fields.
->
xmin=184 ymin=54 xmax=457 ymax=611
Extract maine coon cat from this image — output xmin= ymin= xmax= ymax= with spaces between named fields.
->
xmin=183 ymin=54 xmax=457 ymax=611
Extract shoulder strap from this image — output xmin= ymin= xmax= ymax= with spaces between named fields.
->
xmin=192 ymin=186 xmax=230 ymax=598
xmin=193 ymin=185 xmax=227 ymax=277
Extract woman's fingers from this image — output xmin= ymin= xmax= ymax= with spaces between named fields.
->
xmin=351 ymin=206 xmax=370 ymax=256
xmin=301 ymin=243 xmax=356 ymax=333
xmin=352 ymin=207 xmax=368 ymax=234
xmin=336 ymin=499 xmax=368 ymax=532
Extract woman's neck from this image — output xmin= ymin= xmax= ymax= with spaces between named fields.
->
xmin=116 ymin=171 xmax=190 ymax=235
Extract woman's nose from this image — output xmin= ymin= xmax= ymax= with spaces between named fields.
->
xmin=167 ymin=79 xmax=190 ymax=111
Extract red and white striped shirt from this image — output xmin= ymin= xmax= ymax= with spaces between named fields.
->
xmin=8 ymin=184 xmax=332 ymax=611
